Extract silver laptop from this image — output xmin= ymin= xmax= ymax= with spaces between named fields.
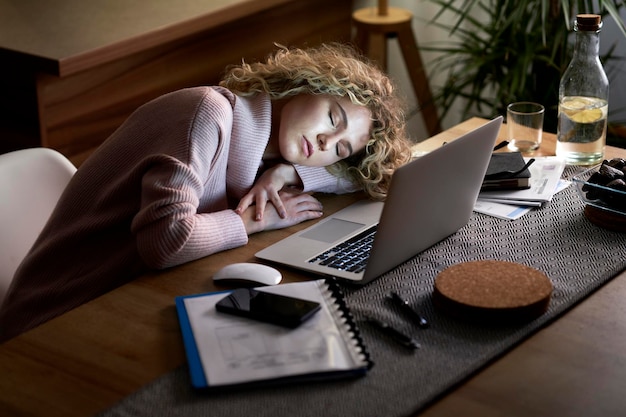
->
xmin=256 ymin=116 xmax=503 ymax=285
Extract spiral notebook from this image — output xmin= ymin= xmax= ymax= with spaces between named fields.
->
xmin=175 ymin=279 xmax=372 ymax=390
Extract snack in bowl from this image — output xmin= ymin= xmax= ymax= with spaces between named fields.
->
xmin=573 ymin=158 xmax=626 ymax=215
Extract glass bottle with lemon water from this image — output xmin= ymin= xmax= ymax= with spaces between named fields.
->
xmin=557 ymin=14 xmax=609 ymax=165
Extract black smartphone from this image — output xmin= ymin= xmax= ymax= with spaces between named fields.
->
xmin=215 ymin=288 xmax=321 ymax=328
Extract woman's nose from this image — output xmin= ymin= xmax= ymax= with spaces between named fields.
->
xmin=317 ymin=135 xmax=327 ymax=150
xmin=317 ymin=134 xmax=335 ymax=151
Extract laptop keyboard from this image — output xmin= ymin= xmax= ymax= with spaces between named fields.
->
xmin=307 ymin=225 xmax=378 ymax=273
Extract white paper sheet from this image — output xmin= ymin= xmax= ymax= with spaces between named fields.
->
xmin=475 ymin=179 xmax=571 ymax=220
xmin=474 ymin=200 xmax=533 ymax=220
xmin=478 ymin=157 xmax=566 ymax=203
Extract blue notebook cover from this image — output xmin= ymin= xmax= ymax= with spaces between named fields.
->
xmin=175 ymin=291 xmax=229 ymax=389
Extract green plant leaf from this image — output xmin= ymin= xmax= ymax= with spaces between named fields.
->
xmin=420 ymin=0 xmax=625 ymax=132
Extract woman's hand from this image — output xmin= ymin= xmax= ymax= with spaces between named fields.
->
xmin=239 ymin=190 xmax=323 ymax=235
xmin=235 ymin=164 xmax=302 ymax=221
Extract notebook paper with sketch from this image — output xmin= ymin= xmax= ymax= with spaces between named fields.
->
xmin=175 ymin=279 xmax=372 ymax=390
xmin=256 ymin=117 xmax=503 ymax=285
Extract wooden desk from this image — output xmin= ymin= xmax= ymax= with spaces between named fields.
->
xmin=0 ymin=0 xmax=352 ymax=164
xmin=1 ymin=118 xmax=625 ymax=417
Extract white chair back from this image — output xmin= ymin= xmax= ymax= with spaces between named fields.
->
xmin=0 ymin=148 xmax=76 ymax=306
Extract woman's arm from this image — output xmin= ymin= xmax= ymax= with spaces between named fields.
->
xmin=131 ymin=158 xmax=324 ymax=269
xmin=236 ymin=163 xmax=300 ymax=220
xmin=294 ymin=164 xmax=360 ymax=194
xmin=238 ymin=189 xmax=323 ymax=234
xmin=130 ymin=156 xmax=250 ymax=269
xmin=236 ymin=163 xmax=359 ymax=221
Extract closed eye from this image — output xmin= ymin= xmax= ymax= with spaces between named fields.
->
xmin=336 ymin=141 xmax=352 ymax=158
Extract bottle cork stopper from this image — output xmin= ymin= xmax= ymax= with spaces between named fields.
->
xmin=433 ymin=260 xmax=552 ymax=324
xmin=576 ymin=14 xmax=602 ymax=31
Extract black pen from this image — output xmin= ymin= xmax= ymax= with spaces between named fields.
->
xmin=492 ymin=140 xmax=509 ymax=151
xmin=388 ymin=292 xmax=429 ymax=329
xmin=365 ymin=316 xmax=420 ymax=350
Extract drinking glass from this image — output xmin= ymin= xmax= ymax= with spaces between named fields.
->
xmin=507 ymin=102 xmax=544 ymax=153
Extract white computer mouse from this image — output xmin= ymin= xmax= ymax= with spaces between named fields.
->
xmin=212 ymin=262 xmax=282 ymax=286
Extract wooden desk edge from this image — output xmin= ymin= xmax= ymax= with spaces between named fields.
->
xmin=413 ymin=117 xmax=622 ymax=160
xmin=10 ymin=0 xmax=292 ymax=77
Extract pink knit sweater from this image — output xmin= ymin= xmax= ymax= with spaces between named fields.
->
xmin=0 ymin=86 xmax=356 ymax=341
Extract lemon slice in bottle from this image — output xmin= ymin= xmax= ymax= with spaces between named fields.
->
xmin=570 ymin=108 xmax=603 ymax=123
xmin=565 ymin=97 xmax=589 ymax=110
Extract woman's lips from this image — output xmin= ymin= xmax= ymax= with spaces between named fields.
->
xmin=302 ymin=136 xmax=313 ymax=158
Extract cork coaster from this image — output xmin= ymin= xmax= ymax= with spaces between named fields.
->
xmin=433 ymin=260 xmax=552 ymax=324
xmin=584 ymin=205 xmax=626 ymax=233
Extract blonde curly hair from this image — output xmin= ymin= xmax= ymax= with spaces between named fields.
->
xmin=220 ymin=43 xmax=412 ymax=200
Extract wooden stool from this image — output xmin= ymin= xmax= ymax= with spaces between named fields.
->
xmin=352 ymin=4 xmax=442 ymax=137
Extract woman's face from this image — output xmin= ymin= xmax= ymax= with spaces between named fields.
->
xmin=278 ymin=94 xmax=372 ymax=167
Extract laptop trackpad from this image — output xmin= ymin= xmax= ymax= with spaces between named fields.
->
xmin=300 ymin=218 xmax=365 ymax=243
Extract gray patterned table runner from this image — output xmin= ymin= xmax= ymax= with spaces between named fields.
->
xmin=100 ymin=167 xmax=626 ymax=417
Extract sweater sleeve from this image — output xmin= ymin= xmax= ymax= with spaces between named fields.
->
xmin=127 ymin=88 xmax=252 ymax=269
xmin=130 ymin=155 xmax=248 ymax=269
xmin=294 ymin=164 xmax=360 ymax=194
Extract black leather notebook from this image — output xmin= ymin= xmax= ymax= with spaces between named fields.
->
xmin=482 ymin=152 xmax=532 ymax=190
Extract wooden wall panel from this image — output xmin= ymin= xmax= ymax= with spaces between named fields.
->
xmin=8 ymin=0 xmax=352 ymax=165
